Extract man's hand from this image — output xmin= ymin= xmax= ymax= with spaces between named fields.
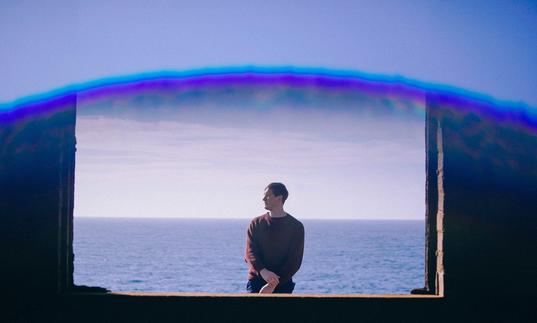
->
xmin=259 ymin=268 xmax=279 ymax=286
xmin=259 ymin=282 xmax=277 ymax=294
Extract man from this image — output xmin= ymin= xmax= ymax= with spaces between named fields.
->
xmin=245 ymin=182 xmax=305 ymax=294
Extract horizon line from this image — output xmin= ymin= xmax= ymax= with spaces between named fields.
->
xmin=74 ymin=215 xmax=424 ymax=221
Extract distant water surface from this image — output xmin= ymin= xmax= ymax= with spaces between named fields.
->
xmin=74 ymin=218 xmax=424 ymax=294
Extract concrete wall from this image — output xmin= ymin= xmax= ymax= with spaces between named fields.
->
xmin=1 ymin=96 xmax=76 ymax=296
xmin=1 ymin=93 xmax=536 ymax=322
xmin=429 ymin=94 xmax=537 ymax=321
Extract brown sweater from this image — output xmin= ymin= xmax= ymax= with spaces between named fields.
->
xmin=245 ymin=212 xmax=305 ymax=285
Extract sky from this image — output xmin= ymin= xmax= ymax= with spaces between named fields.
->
xmin=74 ymin=89 xmax=425 ymax=219
xmin=1 ymin=0 xmax=537 ymax=106
xmin=2 ymin=0 xmax=536 ymax=219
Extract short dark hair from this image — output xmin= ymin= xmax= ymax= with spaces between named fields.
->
xmin=266 ymin=182 xmax=289 ymax=203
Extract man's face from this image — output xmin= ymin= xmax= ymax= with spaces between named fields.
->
xmin=263 ymin=188 xmax=281 ymax=211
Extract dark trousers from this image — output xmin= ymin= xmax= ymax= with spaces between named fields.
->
xmin=246 ymin=276 xmax=295 ymax=294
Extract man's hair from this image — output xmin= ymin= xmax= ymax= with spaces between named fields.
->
xmin=266 ymin=182 xmax=289 ymax=204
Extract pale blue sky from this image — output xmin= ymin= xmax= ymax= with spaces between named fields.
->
xmin=74 ymin=94 xmax=425 ymax=219
xmin=1 ymin=0 xmax=537 ymax=105
xmin=2 ymin=0 xmax=536 ymax=219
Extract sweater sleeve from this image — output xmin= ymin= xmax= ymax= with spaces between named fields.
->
xmin=245 ymin=220 xmax=265 ymax=273
xmin=277 ymin=222 xmax=305 ymax=284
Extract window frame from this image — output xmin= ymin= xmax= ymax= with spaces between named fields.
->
xmin=61 ymin=94 xmax=444 ymax=298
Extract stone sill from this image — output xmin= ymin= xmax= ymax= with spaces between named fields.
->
xmin=68 ymin=291 xmax=443 ymax=299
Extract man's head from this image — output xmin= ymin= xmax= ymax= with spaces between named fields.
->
xmin=263 ymin=182 xmax=288 ymax=211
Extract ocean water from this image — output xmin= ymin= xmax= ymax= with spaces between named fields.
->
xmin=74 ymin=218 xmax=424 ymax=294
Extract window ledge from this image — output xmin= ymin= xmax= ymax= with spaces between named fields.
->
xmin=66 ymin=291 xmax=443 ymax=299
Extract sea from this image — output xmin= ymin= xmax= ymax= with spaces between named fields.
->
xmin=74 ymin=218 xmax=424 ymax=294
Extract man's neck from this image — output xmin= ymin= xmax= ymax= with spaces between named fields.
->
xmin=269 ymin=209 xmax=287 ymax=218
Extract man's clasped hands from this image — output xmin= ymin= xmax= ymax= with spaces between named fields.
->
xmin=259 ymin=268 xmax=279 ymax=294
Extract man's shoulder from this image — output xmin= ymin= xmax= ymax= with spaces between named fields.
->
xmin=285 ymin=213 xmax=304 ymax=230
xmin=249 ymin=213 xmax=270 ymax=225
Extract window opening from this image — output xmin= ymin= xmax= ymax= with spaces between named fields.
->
xmin=72 ymin=79 xmax=427 ymax=295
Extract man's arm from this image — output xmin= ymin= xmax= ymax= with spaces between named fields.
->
xmin=245 ymin=220 xmax=266 ymax=274
xmin=245 ymin=220 xmax=280 ymax=292
xmin=277 ymin=222 xmax=305 ymax=284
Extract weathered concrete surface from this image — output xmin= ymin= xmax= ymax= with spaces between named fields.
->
xmin=429 ymin=94 xmax=537 ymax=322
xmin=1 ymin=95 xmax=76 ymax=296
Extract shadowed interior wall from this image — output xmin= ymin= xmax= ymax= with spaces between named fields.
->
xmin=428 ymin=94 xmax=537 ymax=321
xmin=0 ymin=96 xmax=76 ymax=296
